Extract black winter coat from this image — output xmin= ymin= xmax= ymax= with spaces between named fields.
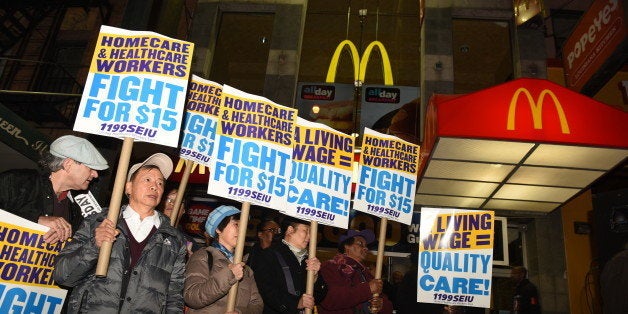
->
xmin=0 ymin=169 xmax=100 ymax=230
xmin=53 ymin=207 xmax=187 ymax=313
xmin=251 ymin=241 xmax=327 ymax=313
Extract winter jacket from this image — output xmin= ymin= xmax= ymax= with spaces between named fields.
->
xmin=251 ymin=241 xmax=327 ymax=313
xmin=184 ymin=246 xmax=263 ymax=313
xmin=513 ymin=278 xmax=541 ymax=314
xmin=0 ymin=169 xmax=102 ymax=230
xmin=52 ymin=207 xmax=187 ymax=313
xmin=318 ymin=254 xmax=393 ymax=314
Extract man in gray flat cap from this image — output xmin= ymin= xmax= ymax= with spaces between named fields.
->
xmin=0 ymin=134 xmax=109 ymax=243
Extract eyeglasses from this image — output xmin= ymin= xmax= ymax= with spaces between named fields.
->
xmin=353 ymin=240 xmax=367 ymax=248
xmin=262 ymin=228 xmax=281 ymax=234
xmin=166 ymin=198 xmax=184 ymax=206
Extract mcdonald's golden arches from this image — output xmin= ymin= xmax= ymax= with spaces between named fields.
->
xmin=326 ymin=40 xmax=394 ymax=85
xmin=507 ymin=87 xmax=570 ymax=134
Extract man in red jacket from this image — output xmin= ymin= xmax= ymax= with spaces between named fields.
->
xmin=319 ymin=229 xmax=393 ymax=314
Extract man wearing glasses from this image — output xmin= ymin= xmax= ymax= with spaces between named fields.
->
xmin=248 ymin=218 xmax=281 ymax=269
xmin=250 ymin=217 xmax=327 ymax=313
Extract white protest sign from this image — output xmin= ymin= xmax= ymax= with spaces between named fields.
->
xmin=0 ymin=209 xmax=68 ymax=314
xmin=286 ymin=117 xmax=353 ymax=228
xmin=73 ymin=25 xmax=193 ymax=147
xmin=179 ymin=76 xmax=221 ymax=166
xmin=208 ymin=85 xmax=297 ymax=210
xmin=353 ymin=128 xmax=419 ymax=225
xmin=417 ymin=207 xmax=495 ymax=308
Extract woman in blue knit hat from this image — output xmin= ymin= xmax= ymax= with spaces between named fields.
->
xmin=184 ymin=205 xmax=263 ymax=313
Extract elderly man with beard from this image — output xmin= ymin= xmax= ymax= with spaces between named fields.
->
xmin=318 ymin=229 xmax=393 ymax=314
xmin=251 ymin=217 xmax=327 ymax=313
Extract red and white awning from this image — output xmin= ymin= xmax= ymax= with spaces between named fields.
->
xmin=417 ymin=78 xmax=628 ymax=213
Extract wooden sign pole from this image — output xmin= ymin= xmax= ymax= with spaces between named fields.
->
xmin=95 ymin=137 xmax=134 ymax=277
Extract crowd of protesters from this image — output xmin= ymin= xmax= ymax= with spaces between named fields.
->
xmin=3 ymin=134 xmax=539 ymax=314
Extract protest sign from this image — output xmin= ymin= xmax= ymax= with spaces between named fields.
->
xmin=73 ymin=25 xmax=193 ymax=147
xmin=180 ymin=76 xmax=221 ymax=166
xmin=286 ymin=117 xmax=353 ymax=228
xmin=169 ymin=76 xmax=222 ymax=226
xmin=353 ymin=128 xmax=419 ymax=226
xmin=208 ymin=85 xmax=297 ymax=210
xmin=72 ymin=25 xmax=193 ymax=276
xmin=0 ymin=209 xmax=67 ymax=314
xmin=418 ymin=207 xmax=494 ymax=308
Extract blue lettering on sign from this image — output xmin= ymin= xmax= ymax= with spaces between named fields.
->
xmin=181 ymin=112 xmax=217 ymax=156
xmin=135 ymin=104 xmax=178 ymax=131
xmin=419 ymin=252 xmax=492 ymax=273
xmin=84 ymin=99 xmax=131 ymax=122
xmin=213 ymin=161 xmax=254 ymax=187
xmin=257 ymin=173 xmax=287 ymax=197
xmin=358 ymin=166 xmax=415 ymax=198
xmin=356 ymin=185 xmax=386 ymax=206
xmin=287 ymin=186 xmax=348 ymax=215
xmin=184 ymin=112 xmax=217 ymax=138
xmin=418 ymin=275 xmax=488 ymax=295
xmin=215 ymin=137 xmax=290 ymax=174
xmin=84 ymin=73 xmax=184 ymax=130
xmin=0 ymin=284 xmax=63 ymax=314
xmin=88 ymin=73 xmax=184 ymax=109
xmin=388 ymin=194 xmax=413 ymax=213
xmin=290 ymin=162 xmax=352 ymax=194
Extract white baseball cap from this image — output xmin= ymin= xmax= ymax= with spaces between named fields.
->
xmin=126 ymin=153 xmax=173 ymax=181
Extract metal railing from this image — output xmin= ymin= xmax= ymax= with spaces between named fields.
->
xmin=0 ymin=57 xmax=84 ymax=127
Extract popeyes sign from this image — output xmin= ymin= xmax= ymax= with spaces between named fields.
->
xmin=562 ymin=0 xmax=626 ymax=94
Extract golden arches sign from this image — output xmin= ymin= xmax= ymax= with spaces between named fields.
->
xmin=507 ymin=87 xmax=570 ymax=134
xmin=325 ymin=40 xmax=394 ymax=85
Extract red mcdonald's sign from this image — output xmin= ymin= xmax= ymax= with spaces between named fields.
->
xmin=419 ymin=78 xmax=628 ymax=177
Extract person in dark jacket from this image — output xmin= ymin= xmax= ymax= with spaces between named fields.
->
xmin=510 ymin=266 xmax=541 ymax=314
xmin=53 ymin=153 xmax=187 ymax=313
xmin=248 ymin=218 xmax=281 ymax=269
xmin=396 ymin=251 xmax=444 ymax=314
xmin=251 ymin=217 xmax=327 ymax=313
xmin=600 ymin=241 xmax=628 ymax=314
xmin=0 ymin=134 xmax=109 ymax=243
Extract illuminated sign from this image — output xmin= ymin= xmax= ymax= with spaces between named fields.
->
xmin=326 ymin=40 xmax=394 ymax=85
xmin=364 ymin=87 xmax=400 ymax=103
xmin=507 ymin=87 xmax=570 ymax=134
xmin=301 ymin=85 xmax=335 ymax=101
xmin=562 ymin=0 xmax=626 ymax=94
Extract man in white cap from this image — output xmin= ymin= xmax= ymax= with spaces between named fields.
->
xmin=54 ymin=153 xmax=188 ymax=313
xmin=0 ymin=134 xmax=109 ymax=243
